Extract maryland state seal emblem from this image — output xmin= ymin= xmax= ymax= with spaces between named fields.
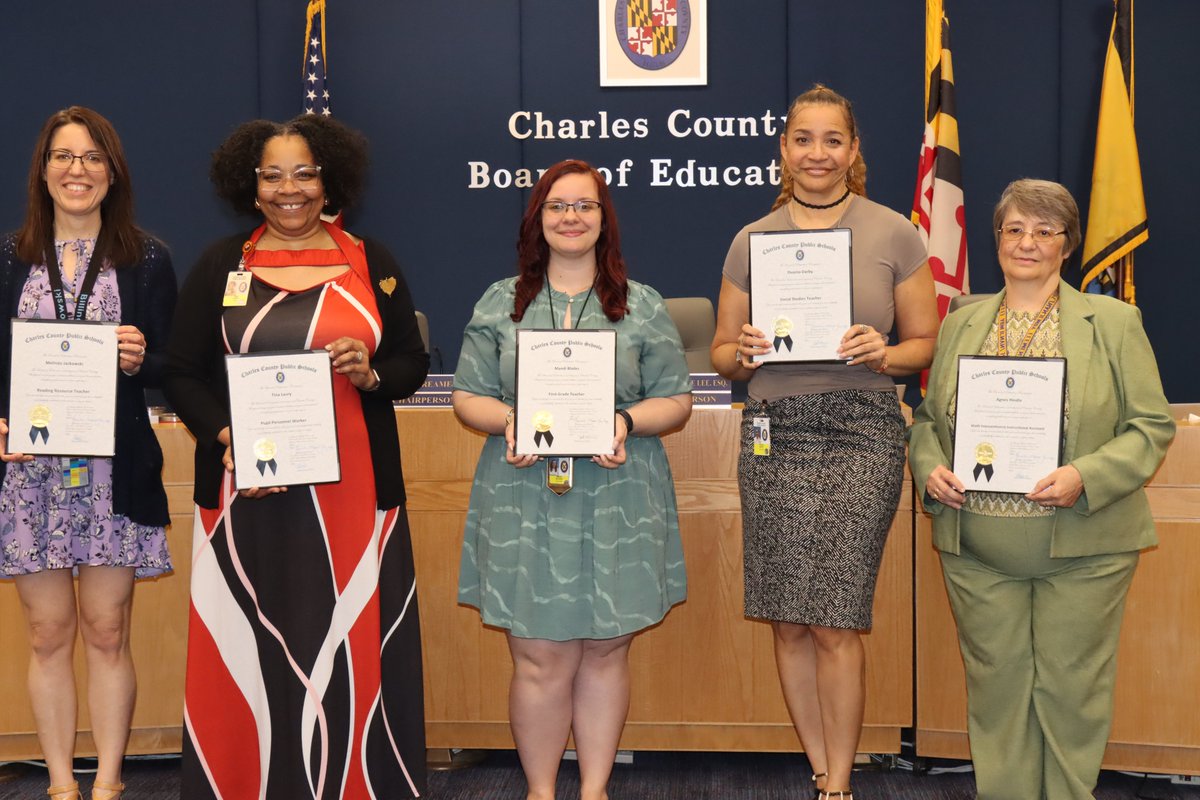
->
xmin=615 ymin=0 xmax=691 ymax=70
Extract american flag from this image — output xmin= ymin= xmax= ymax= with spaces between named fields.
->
xmin=303 ymin=0 xmax=331 ymax=116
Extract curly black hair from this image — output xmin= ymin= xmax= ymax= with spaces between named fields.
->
xmin=209 ymin=114 xmax=369 ymax=216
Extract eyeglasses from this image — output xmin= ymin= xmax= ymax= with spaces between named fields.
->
xmin=997 ymin=225 xmax=1066 ymax=243
xmin=46 ymin=149 xmax=108 ymax=172
xmin=255 ymin=166 xmax=323 ymax=191
xmin=542 ymin=200 xmax=602 ymax=216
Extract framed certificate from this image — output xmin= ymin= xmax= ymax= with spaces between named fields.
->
xmin=514 ymin=329 xmax=617 ymax=457
xmin=7 ymin=319 xmax=118 ymax=456
xmin=225 ymin=350 xmax=340 ymax=490
xmin=952 ymin=356 xmax=1067 ymax=494
xmin=748 ymin=228 xmax=854 ymax=364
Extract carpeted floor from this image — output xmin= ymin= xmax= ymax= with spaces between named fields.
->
xmin=2 ymin=750 xmax=1198 ymax=799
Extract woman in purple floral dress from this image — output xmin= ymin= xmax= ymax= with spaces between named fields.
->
xmin=0 ymin=107 xmax=176 ymax=800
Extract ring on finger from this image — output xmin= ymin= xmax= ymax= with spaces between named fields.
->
xmin=859 ymin=323 xmax=869 ymax=334
xmin=355 ymin=350 xmax=364 ymax=363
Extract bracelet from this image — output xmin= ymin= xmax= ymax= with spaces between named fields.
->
xmin=869 ymin=350 xmax=890 ymax=374
xmin=616 ymin=408 xmax=634 ymax=435
xmin=362 ymin=369 xmax=382 ymax=391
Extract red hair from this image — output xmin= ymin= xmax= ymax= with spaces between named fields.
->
xmin=511 ymin=160 xmax=628 ymax=322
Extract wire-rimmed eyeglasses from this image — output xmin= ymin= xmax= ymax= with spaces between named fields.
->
xmin=46 ymin=149 xmax=108 ymax=173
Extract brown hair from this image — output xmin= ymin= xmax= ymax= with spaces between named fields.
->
xmin=992 ymin=179 xmax=1082 ymax=260
xmin=511 ymin=160 xmax=628 ymax=323
xmin=16 ymin=106 xmax=143 ymax=269
xmin=771 ymin=84 xmax=868 ymax=211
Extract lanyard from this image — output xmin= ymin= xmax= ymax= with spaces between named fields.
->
xmin=47 ymin=239 xmax=102 ymax=321
xmin=997 ymin=292 xmax=1057 ymax=357
xmin=545 ymin=279 xmax=594 ymax=330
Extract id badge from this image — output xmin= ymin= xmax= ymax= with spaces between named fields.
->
xmin=223 ymin=270 xmax=252 ymax=307
xmin=752 ymin=417 xmax=771 ymax=456
xmin=545 ymin=456 xmax=573 ymax=495
xmin=61 ymin=457 xmax=90 ymax=488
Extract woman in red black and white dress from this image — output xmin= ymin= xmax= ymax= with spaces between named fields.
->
xmin=164 ymin=115 xmax=428 ymax=799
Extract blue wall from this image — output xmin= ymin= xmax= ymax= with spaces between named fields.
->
xmin=2 ymin=0 xmax=1195 ymax=399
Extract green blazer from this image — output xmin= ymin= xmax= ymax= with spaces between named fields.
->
xmin=909 ymin=280 xmax=1175 ymax=558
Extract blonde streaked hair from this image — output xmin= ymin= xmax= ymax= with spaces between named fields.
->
xmin=772 ymin=84 xmax=867 ymax=211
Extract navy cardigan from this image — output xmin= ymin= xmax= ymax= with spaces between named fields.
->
xmin=163 ymin=233 xmax=429 ymax=510
xmin=0 ymin=232 xmax=177 ymax=527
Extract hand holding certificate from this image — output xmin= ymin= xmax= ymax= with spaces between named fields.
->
xmin=514 ymin=329 xmax=617 ymax=456
xmin=747 ymin=228 xmax=853 ymax=363
xmin=225 ymin=350 xmax=340 ymax=490
xmin=7 ymin=319 xmax=118 ymax=456
xmin=952 ymin=356 xmax=1067 ymax=494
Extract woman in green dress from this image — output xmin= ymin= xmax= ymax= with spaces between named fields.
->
xmin=452 ymin=159 xmax=692 ymax=800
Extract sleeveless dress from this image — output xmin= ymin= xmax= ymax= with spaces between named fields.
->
xmin=181 ymin=238 xmax=424 ymax=799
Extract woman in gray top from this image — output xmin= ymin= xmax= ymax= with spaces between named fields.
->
xmin=711 ymin=85 xmax=938 ymax=800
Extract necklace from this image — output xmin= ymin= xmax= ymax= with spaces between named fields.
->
xmin=792 ymin=188 xmax=852 ymax=210
xmin=545 ymin=280 xmax=595 ymax=329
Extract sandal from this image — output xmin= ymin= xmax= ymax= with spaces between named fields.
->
xmin=91 ymin=780 xmax=125 ymax=800
xmin=47 ymin=783 xmax=81 ymax=800
xmin=817 ymin=792 xmax=853 ymax=800
xmin=811 ymin=772 xmax=828 ymax=799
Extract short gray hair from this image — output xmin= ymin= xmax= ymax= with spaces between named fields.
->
xmin=992 ymin=179 xmax=1082 ymax=257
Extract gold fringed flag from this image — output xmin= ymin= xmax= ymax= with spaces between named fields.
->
xmin=1080 ymin=0 xmax=1147 ymax=302
xmin=304 ymin=0 xmax=331 ymax=116
xmin=912 ymin=0 xmax=969 ymax=321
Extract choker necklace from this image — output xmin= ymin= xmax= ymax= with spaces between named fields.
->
xmin=792 ymin=188 xmax=851 ymax=210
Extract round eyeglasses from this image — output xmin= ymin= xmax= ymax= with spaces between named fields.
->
xmin=46 ymin=149 xmax=108 ymax=173
xmin=256 ymin=166 xmax=323 ymax=192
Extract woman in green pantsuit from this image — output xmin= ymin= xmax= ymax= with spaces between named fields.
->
xmin=908 ymin=179 xmax=1175 ymax=799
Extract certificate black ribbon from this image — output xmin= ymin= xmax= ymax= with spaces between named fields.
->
xmin=972 ymin=462 xmax=994 ymax=482
xmin=256 ymin=459 xmax=278 ymax=475
xmin=773 ymin=335 xmax=793 ymax=352
xmin=30 ymin=427 xmax=49 ymax=444
xmin=533 ymin=430 xmax=554 ymax=447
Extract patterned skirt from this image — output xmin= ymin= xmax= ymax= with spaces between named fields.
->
xmin=739 ymin=390 xmax=905 ymax=629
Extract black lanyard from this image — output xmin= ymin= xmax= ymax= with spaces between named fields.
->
xmin=545 ymin=280 xmax=595 ymax=330
xmin=47 ymin=240 xmax=102 ymax=321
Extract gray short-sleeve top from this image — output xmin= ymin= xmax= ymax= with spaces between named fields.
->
xmin=722 ymin=198 xmax=927 ymax=402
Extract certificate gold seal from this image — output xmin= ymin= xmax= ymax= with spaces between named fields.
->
xmin=29 ymin=405 xmax=51 ymax=428
xmin=972 ymin=442 xmax=996 ymax=482
xmin=532 ymin=410 xmax=555 ymax=447
xmin=772 ymin=316 xmax=795 ymax=352
xmin=253 ymin=438 xmax=277 ymax=460
xmin=28 ymin=404 xmax=51 ymax=444
xmin=253 ymin=437 xmax=279 ymax=476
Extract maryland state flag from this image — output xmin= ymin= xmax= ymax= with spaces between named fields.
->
xmin=1080 ymin=0 xmax=1147 ymax=301
xmin=626 ymin=0 xmax=679 ymax=57
xmin=912 ymin=0 xmax=969 ymax=320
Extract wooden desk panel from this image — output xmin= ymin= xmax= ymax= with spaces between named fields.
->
xmin=1 ymin=407 xmax=913 ymax=758
xmin=914 ymin=415 xmax=1200 ymax=775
